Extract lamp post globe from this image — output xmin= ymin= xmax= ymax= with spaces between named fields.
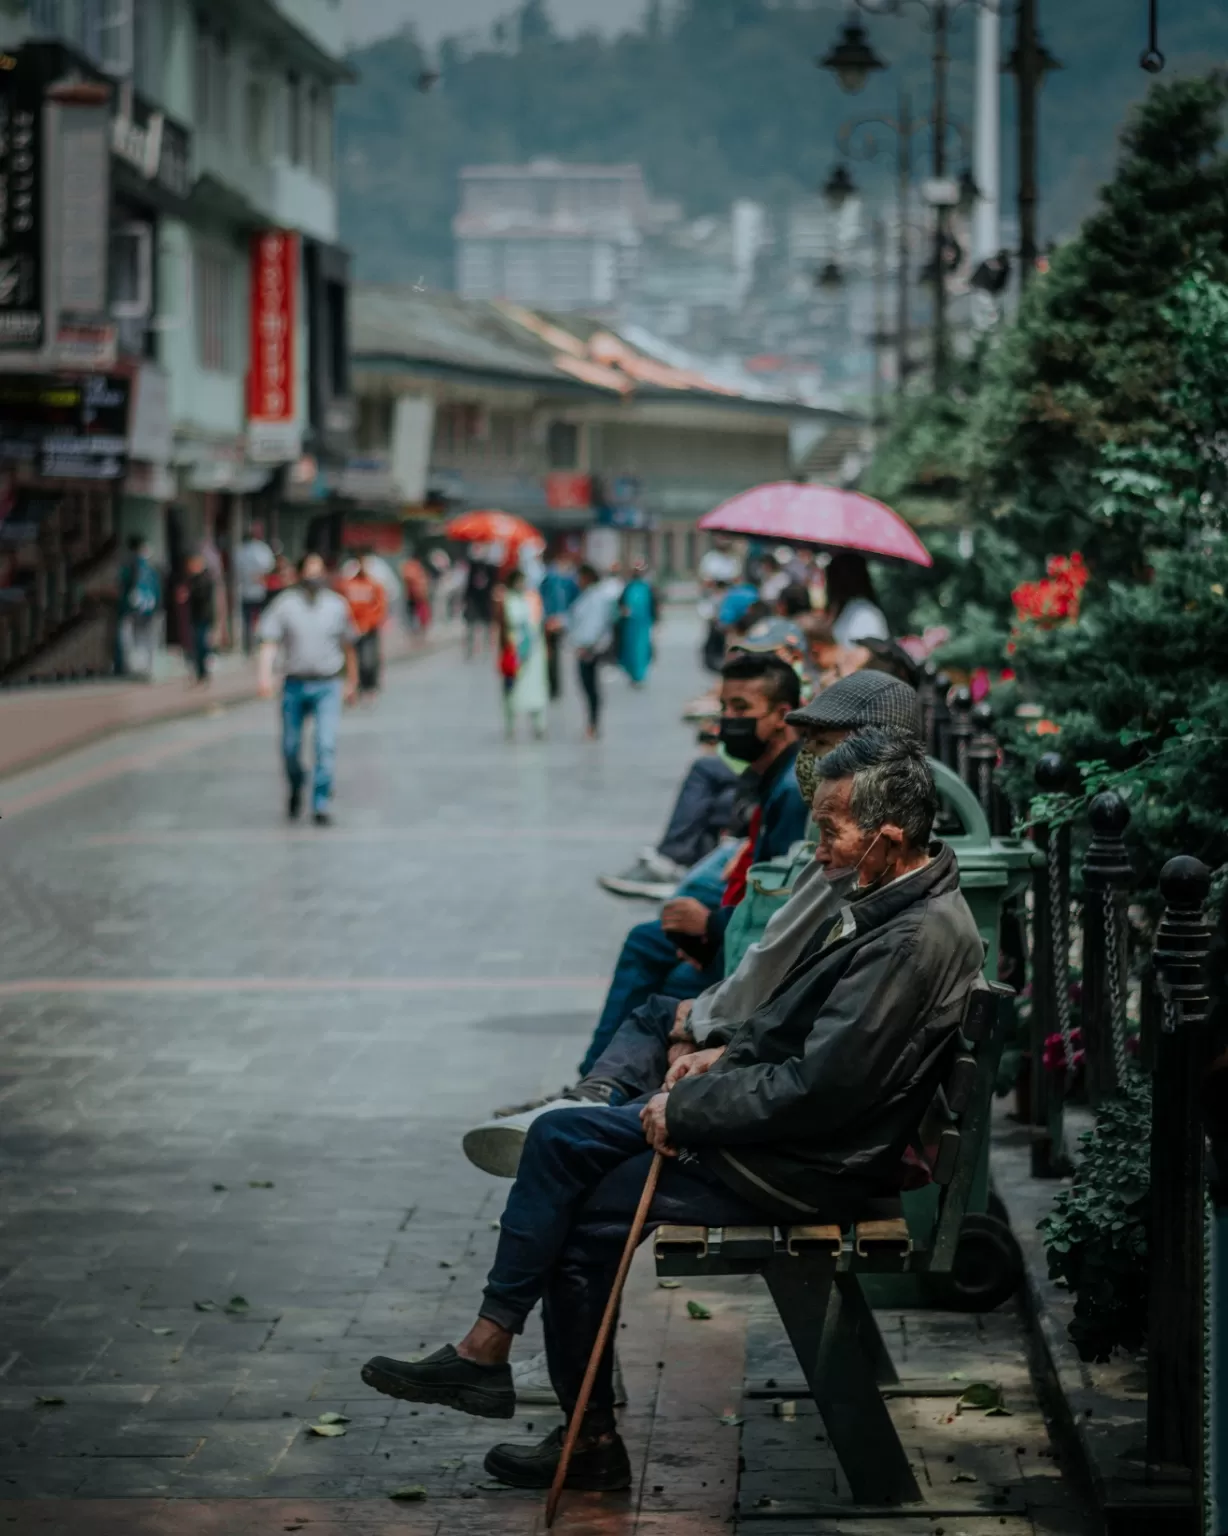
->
xmin=822 ymin=163 xmax=857 ymax=211
xmin=817 ymin=19 xmax=886 ymax=95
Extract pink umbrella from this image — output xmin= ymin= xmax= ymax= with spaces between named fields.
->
xmin=699 ymin=482 xmax=932 ymax=568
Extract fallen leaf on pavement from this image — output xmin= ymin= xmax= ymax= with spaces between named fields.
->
xmin=957 ymin=1382 xmax=1004 ymax=1413
xmin=212 ymin=1183 xmax=227 ymax=1192
xmin=657 ymin=1279 xmax=681 ymax=1289
xmin=34 ymin=1396 xmax=65 ymax=1407
xmin=686 ymin=1300 xmax=712 ymax=1320
xmin=307 ymin=1423 xmax=347 ymax=1437
xmin=152 ymin=1327 xmax=175 ymax=1336
xmin=225 ymin=1296 xmax=250 ymax=1314
xmin=315 ymin=1411 xmax=350 ymax=1425
xmin=718 ymin=1413 xmax=743 ymax=1427
xmin=953 ymin=1471 xmax=978 ymax=1482
xmin=248 ymin=1180 xmax=275 ymax=1189
xmin=388 ymin=1485 xmax=428 ymax=1500
xmin=193 ymin=1300 xmax=216 ymax=1312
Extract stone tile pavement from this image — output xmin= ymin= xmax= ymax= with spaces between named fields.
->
xmin=0 ymin=615 xmax=1097 ymax=1534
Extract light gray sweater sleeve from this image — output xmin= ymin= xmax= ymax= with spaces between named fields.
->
xmin=688 ymin=857 xmax=840 ymax=1044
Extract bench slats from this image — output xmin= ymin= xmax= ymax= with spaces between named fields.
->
xmin=854 ymin=1218 xmax=912 ymax=1258
xmin=786 ymin=1223 xmax=843 ymax=1257
xmin=653 ymin=1224 xmax=709 ymax=1260
xmin=945 ymin=1054 xmax=979 ymax=1115
xmin=931 ymin=1126 xmax=962 ymax=1186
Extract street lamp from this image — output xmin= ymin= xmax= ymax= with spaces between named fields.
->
xmin=822 ymin=163 xmax=858 ymax=210
xmin=1004 ymin=3 xmax=1061 ymax=289
xmin=817 ymin=19 xmax=886 ymax=94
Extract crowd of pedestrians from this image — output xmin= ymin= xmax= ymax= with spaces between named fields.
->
xmin=353 ymin=537 xmax=982 ymax=1501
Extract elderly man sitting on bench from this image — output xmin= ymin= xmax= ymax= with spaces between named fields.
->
xmin=361 ymin=731 xmax=984 ymax=1494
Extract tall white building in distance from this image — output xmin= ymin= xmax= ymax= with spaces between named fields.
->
xmin=454 ymin=160 xmax=670 ymax=312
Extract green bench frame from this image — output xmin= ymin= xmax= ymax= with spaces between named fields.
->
xmin=654 ymin=980 xmax=1014 ymax=1512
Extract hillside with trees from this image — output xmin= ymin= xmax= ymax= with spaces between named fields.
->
xmin=336 ymin=0 xmax=1228 ymax=290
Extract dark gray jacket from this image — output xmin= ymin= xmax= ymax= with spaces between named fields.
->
xmin=665 ymin=842 xmax=984 ymax=1215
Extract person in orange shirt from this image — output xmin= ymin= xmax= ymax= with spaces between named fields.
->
xmin=401 ymin=553 xmax=431 ymax=636
xmin=336 ymin=551 xmax=389 ymax=697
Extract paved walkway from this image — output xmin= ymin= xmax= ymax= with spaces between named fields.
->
xmin=0 ymin=616 xmax=1094 ymax=1535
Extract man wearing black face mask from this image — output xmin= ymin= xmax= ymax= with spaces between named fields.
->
xmin=576 ymin=653 xmax=807 ymax=1075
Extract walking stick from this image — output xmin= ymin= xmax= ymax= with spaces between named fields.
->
xmin=545 ymin=1150 xmax=664 ymax=1528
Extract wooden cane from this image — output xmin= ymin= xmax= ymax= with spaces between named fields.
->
xmin=544 ymin=1150 xmax=664 ymax=1528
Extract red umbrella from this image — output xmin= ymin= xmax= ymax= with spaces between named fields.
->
xmin=699 ymin=482 xmax=932 ymax=568
xmin=444 ymin=509 xmax=542 ymax=550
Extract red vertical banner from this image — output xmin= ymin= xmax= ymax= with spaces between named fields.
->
xmin=247 ymin=230 xmax=299 ymax=461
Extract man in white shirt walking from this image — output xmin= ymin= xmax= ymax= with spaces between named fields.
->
xmin=257 ymin=553 xmax=358 ymax=825
xmin=235 ymin=522 xmax=276 ymax=655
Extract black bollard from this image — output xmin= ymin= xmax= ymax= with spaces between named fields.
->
xmin=1146 ymin=855 xmax=1212 ymax=1479
xmin=1029 ymin=753 xmax=1073 ymax=1176
xmin=1080 ymin=791 xmax=1133 ymax=1105
xmin=920 ymin=663 xmax=939 ymax=758
xmin=933 ymin=672 xmax=953 ymax=767
xmin=967 ymin=702 xmax=1002 ymax=829
xmin=948 ymin=686 xmax=973 ymax=784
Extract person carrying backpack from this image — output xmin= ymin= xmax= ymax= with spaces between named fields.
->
xmin=115 ymin=535 xmax=161 ymax=679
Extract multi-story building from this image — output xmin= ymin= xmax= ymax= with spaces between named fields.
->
xmin=0 ymin=0 xmax=352 ymax=681
xmin=454 ymin=160 xmax=673 ymax=315
xmin=345 ymin=285 xmax=856 ymax=577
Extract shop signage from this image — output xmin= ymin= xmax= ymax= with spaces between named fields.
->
xmin=247 ymin=229 xmax=300 ymax=464
xmin=0 ymin=54 xmax=43 ymax=349
xmin=0 ymin=372 xmax=131 ymax=480
xmin=545 ymin=471 xmax=592 ymax=511
xmin=341 ymin=519 xmax=404 ymax=555
xmin=111 ymin=94 xmax=192 ymax=203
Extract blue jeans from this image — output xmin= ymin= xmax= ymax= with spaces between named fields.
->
xmin=579 ymin=842 xmax=731 ymax=1075
xmin=479 ymin=1103 xmax=770 ymax=1435
xmin=281 ymin=677 xmax=342 ymax=812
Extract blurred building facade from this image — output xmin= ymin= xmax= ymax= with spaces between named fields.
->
xmin=0 ymin=0 xmax=352 ymax=682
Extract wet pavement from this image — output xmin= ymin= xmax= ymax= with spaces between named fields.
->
xmin=0 ymin=616 xmax=1097 ymax=1534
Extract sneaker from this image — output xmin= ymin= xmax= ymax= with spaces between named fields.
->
xmin=313 ymin=810 xmax=332 ymax=826
xmin=512 ymin=1349 xmax=627 ymax=1409
xmin=598 ymin=850 xmax=686 ymax=901
xmin=464 ymin=1097 xmax=592 ymax=1179
xmin=483 ymin=1424 xmax=632 ymax=1491
xmin=361 ymin=1345 xmax=514 ymax=1420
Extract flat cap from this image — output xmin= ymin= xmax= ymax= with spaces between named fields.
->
xmin=732 ymin=617 xmax=804 ymax=654
xmin=787 ymin=670 xmax=922 ymax=737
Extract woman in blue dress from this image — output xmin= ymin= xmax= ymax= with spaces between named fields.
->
xmin=618 ymin=560 xmax=657 ymax=687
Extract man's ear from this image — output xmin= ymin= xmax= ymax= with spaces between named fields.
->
xmin=879 ymin=822 xmax=907 ymax=857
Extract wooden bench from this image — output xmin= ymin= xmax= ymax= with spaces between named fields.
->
xmin=654 ymin=980 xmax=1015 ymax=1513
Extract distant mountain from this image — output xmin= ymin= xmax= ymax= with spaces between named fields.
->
xmin=336 ymin=0 xmax=1228 ymax=290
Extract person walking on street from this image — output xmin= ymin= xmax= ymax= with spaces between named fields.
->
xmin=180 ymin=553 xmax=215 ymax=685
xmin=618 ymin=559 xmax=656 ymax=688
xmin=337 ymin=551 xmax=388 ymax=698
xmin=115 ymin=534 xmax=161 ymax=679
xmin=464 ymin=546 xmax=498 ymax=658
xmin=235 ymin=522 xmax=275 ymax=654
xmin=540 ymin=553 xmax=579 ymax=701
xmin=257 ymin=552 xmax=359 ymax=825
xmin=499 ymin=569 xmax=549 ymax=741
xmin=401 ymin=552 xmax=431 ymax=635
xmin=569 ymin=564 xmax=616 ymax=740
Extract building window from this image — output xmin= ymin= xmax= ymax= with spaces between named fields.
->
xmin=246 ymin=73 xmax=267 ymax=161
xmin=547 ymin=421 xmax=578 ymax=470
xmin=194 ymin=244 xmax=239 ymax=373
xmin=287 ymin=72 xmax=303 ymax=165
xmin=356 ymin=396 xmax=393 ymax=453
xmin=310 ymin=85 xmax=334 ymax=180
xmin=195 ymin=15 xmax=231 ymax=140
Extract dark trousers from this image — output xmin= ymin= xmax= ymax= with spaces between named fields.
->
xmin=479 ymin=1103 xmax=772 ymax=1437
xmin=356 ymin=630 xmax=381 ymax=692
xmin=583 ymin=996 xmax=677 ymax=1100
xmin=579 ymin=918 xmax=722 ymax=1076
xmin=241 ymin=598 xmax=265 ymax=655
xmin=657 ymin=755 xmax=740 ymax=868
xmin=191 ymin=620 xmax=211 ymax=682
xmin=545 ymin=628 xmax=563 ymax=700
xmin=577 ymin=655 xmax=601 ymax=731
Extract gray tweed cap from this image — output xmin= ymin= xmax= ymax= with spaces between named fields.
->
xmin=787 ymin=670 xmax=922 ymax=737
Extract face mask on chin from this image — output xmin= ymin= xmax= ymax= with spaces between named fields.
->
xmin=823 ymin=830 xmax=887 ymax=891
xmin=718 ymin=714 xmax=765 ymax=764
xmin=301 ymin=575 xmax=324 ymax=594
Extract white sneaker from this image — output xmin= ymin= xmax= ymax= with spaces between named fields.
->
xmin=512 ymin=1349 xmax=628 ymax=1408
xmin=598 ymin=850 xmax=685 ymax=901
xmin=463 ymin=1099 xmax=583 ymax=1178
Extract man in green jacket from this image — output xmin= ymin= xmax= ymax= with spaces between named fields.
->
xmin=361 ymin=731 xmax=984 ymax=1493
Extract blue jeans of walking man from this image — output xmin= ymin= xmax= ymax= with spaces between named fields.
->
xmin=282 ymin=677 xmax=342 ymax=815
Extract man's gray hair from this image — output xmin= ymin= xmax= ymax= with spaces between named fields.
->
xmin=815 ymin=727 xmax=937 ymax=848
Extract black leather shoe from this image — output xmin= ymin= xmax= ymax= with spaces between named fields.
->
xmin=483 ymin=1425 xmax=632 ymax=1490
xmin=361 ymin=1346 xmax=514 ymax=1420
